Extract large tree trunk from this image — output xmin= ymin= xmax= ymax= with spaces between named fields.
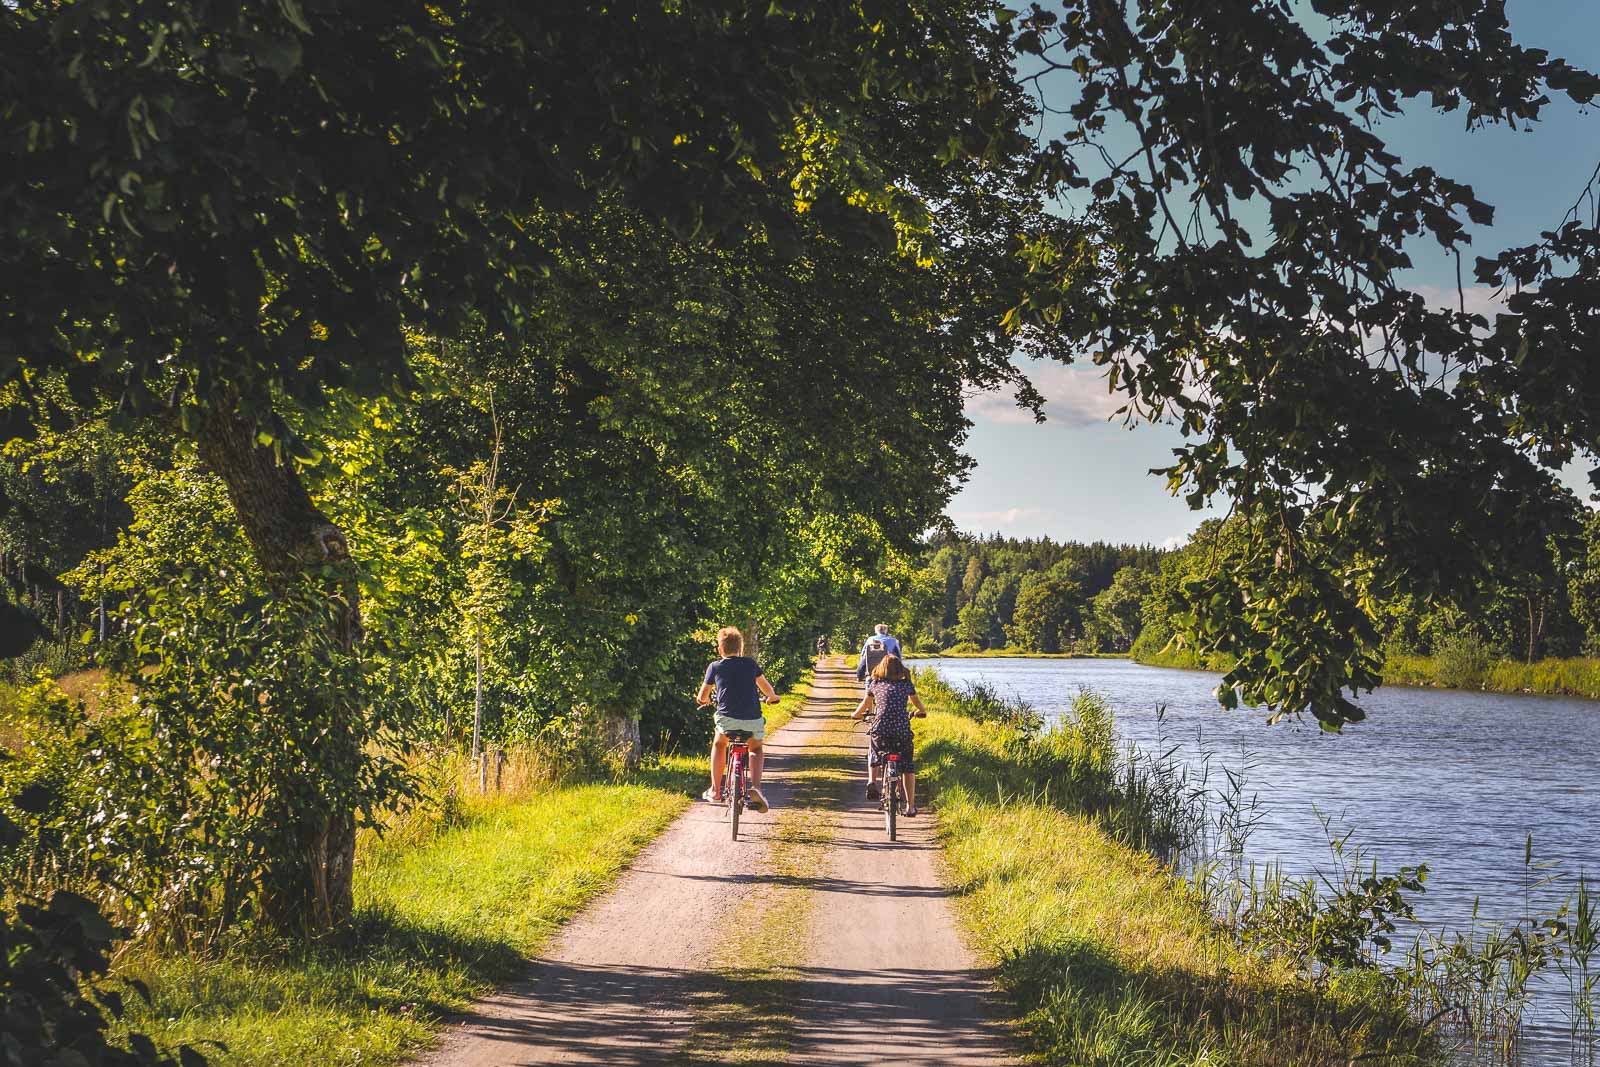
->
xmin=196 ymin=395 xmax=359 ymax=930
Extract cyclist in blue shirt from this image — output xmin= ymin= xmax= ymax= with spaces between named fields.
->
xmin=696 ymin=626 xmax=779 ymax=811
xmin=854 ymin=624 xmax=902 ymax=685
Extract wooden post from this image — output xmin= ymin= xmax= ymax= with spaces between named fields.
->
xmin=494 ymin=747 xmax=506 ymax=792
xmin=478 ymin=750 xmax=488 ymax=795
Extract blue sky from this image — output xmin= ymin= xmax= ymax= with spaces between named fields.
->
xmin=947 ymin=1 xmax=1600 ymax=548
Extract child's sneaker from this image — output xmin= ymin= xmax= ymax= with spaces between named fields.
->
xmin=747 ymin=788 xmax=769 ymax=813
xmin=866 ymin=781 xmax=881 ymax=801
xmin=702 ymin=788 xmax=722 ymax=804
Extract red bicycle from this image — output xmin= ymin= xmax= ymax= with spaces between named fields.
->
xmin=721 ymin=729 xmax=755 ymax=840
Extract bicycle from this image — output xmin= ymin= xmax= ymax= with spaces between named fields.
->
xmin=856 ymin=715 xmax=908 ymax=842
xmin=721 ymin=729 xmax=754 ymax=841
xmin=880 ymin=751 xmax=904 ymax=841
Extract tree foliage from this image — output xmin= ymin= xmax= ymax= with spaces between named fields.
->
xmin=997 ymin=0 xmax=1600 ymax=726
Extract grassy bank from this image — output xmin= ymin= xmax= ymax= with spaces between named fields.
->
xmin=1129 ymin=645 xmax=1237 ymax=672
xmin=1382 ymin=652 xmax=1600 ymax=700
xmin=905 ymin=648 xmax=1129 ymax=660
xmin=914 ymin=673 xmax=1433 ymax=1065
xmin=1133 ymin=644 xmax=1600 ymax=701
xmin=115 ymin=677 xmax=812 ymax=1067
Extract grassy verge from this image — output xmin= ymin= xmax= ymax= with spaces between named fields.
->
xmin=119 ymin=769 xmax=699 ymax=1066
xmin=904 ymin=649 xmax=1130 ymax=660
xmin=916 ymin=679 xmax=1433 ymax=1066
xmin=1134 ymin=643 xmax=1600 ymax=701
xmin=1382 ymin=652 xmax=1600 ymax=700
xmin=119 ymin=672 xmax=815 ymax=1067
xmin=1130 ymin=645 xmax=1237 ymax=672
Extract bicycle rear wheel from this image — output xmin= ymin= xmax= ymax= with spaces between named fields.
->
xmin=729 ymin=760 xmax=743 ymax=841
xmin=885 ymin=772 xmax=897 ymax=841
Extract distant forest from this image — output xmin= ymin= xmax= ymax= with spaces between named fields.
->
xmin=882 ymin=517 xmax=1600 ymax=665
xmin=883 ymin=532 xmax=1166 ymax=654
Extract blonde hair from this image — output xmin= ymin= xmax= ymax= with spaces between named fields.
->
xmin=717 ymin=627 xmax=744 ymax=656
xmin=871 ymin=654 xmax=911 ymax=683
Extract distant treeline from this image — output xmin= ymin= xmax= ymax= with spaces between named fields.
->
xmin=881 ymin=515 xmax=1600 ymax=672
xmin=881 ymin=531 xmax=1165 ymax=654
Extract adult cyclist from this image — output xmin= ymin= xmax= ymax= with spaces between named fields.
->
xmin=854 ymin=623 xmax=901 ymax=689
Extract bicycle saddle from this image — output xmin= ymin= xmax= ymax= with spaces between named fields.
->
xmin=723 ymin=730 xmax=755 ymax=742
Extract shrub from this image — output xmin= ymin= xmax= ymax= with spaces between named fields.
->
xmin=2 ymin=572 xmax=416 ymax=944
xmin=0 ymin=794 xmax=205 ymax=1067
xmin=1434 ymin=632 xmax=1492 ymax=690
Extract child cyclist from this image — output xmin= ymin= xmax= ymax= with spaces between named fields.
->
xmin=696 ymin=626 xmax=779 ymax=812
xmin=850 ymin=653 xmax=926 ymax=816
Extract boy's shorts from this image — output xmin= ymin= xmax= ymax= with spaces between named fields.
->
xmin=869 ymin=732 xmax=914 ymax=772
xmin=715 ymin=715 xmax=766 ymax=740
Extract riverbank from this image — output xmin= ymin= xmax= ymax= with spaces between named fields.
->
xmin=115 ymin=681 xmax=812 ymax=1066
xmin=914 ymin=671 xmax=1435 ymax=1064
xmin=1382 ymin=652 xmax=1600 ymax=700
xmin=907 ymin=648 xmax=1129 ymax=660
xmin=1132 ymin=645 xmax=1600 ymax=700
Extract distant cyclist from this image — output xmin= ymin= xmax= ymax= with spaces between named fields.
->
xmin=854 ymin=623 xmax=901 ymax=688
xmin=852 ymin=653 xmax=926 ymax=816
xmin=816 ymin=634 xmax=830 ymax=658
xmin=696 ymin=626 xmax=779 ymax=812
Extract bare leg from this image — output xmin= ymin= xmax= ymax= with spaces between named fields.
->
xmin=709 ymin=733 xmax=728 ymax=798
xmin=749 ymin=739 xmax=765 ymax=788
xmin=902 ymin=772 xmax=916 ymax=810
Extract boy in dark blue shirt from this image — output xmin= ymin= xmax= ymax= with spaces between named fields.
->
xmin=696 ymin=626 xmax=779 ymax=811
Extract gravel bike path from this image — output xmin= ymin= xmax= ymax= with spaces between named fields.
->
xmin=422 ymin=660 xmax=1015 ymax=1066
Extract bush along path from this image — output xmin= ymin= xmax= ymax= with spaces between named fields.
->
xmin=423 ymin=660 xmax=1018 ymax=1066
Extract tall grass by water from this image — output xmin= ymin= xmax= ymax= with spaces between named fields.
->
xmin=1383 ymin=651 xmax=1600 ymax=701
xmin=915 ymin=670 xmax=1600 ymax=1065
xmin=1131 ymin=640 xmax=1600 ymax=701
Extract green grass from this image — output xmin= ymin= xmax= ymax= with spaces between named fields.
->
xmin=120 ymin=773 xmax=699 ymax=1065
xmin=916 ymin=688 xmax=1434 ymax=1066
xmin=1135 ymin=642 xmax=1600 ymax=701
xmin=1383 ymin=652 xmax=1600 ymax=699
xmin=905 ymin=648 xmax=1130 ymax=660
xmin=114 ymin=672 xmax=816 ymax=1066
xmin=1130 ymin=645 xmax=1237 ymax=672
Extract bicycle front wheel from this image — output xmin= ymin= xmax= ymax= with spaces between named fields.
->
xmin=729 ymin=763 xmax=743 ymax=840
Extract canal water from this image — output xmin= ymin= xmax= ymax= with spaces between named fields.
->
xmin=926 ymin=656 xmax=1600 ymax=1063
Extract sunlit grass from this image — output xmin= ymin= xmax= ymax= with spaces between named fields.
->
xmin=918 ymin=700 xmax=1434 ymax=1065
xmin=113 ymin=673 xmax=814 ymax=1066
xmin=120 ymin=773 xmax=697 ymax=1065
xmin=1384 ymin=652 xmax=1600 ymax=699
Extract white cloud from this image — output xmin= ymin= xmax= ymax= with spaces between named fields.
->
xmin=948 ymin=506 xmax=1042 ymax=528
xmin=968 ymin=364 xmax=1127 ymax=427
xmin=1409 ymin=284 xmax=1505 ymax=321
xmin=1160 ymin=535 xmax=1186 ymax=551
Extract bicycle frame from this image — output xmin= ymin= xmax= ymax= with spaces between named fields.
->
xmin=722 ymin=734 xmax=752 ymax=840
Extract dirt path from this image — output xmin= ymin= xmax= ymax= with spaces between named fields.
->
xmin=423 ymin=661 xmax=1015 ymax=1066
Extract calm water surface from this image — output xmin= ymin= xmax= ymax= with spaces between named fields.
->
xmin=927 ymin=657 xmax=1600 ymax=1062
